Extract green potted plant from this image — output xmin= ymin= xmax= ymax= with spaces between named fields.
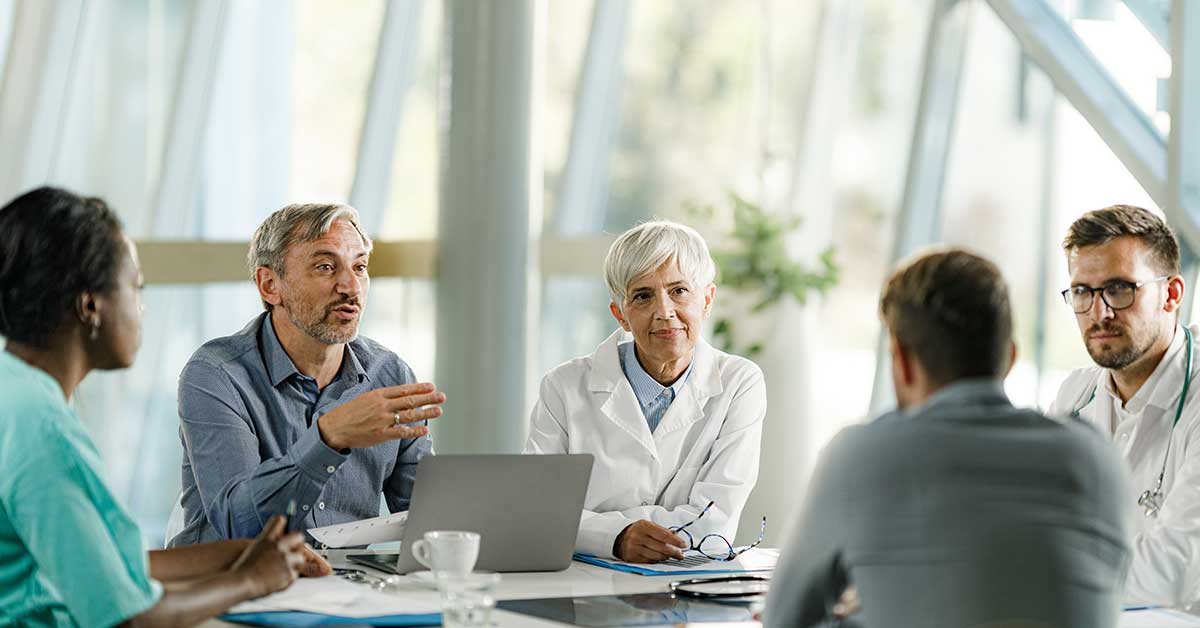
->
xmin=687 ymin=193 xmax=839 ymax=357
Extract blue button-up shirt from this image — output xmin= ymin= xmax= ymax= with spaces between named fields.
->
xmin=617 ymin=341 xmax=692 ymax=433
xmin=171 ymin=312 xmax=432 ymax=546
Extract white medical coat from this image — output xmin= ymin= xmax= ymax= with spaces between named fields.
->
xmin=524 ymin=328 xmax=767 ymax=559
xmin=1049 ymin=323 xmax=1200 ymax=606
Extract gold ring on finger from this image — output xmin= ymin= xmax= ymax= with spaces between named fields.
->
xmin=393 ymin=411 xmax=402 ymax=426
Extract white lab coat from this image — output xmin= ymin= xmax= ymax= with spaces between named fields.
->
xmin=1049 ymin=323 xmax=1200 ymax=606
xmin=525 ymin=328 xmax=767 ymax=559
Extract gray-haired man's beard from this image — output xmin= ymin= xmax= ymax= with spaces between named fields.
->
xmin=283 ymin=298 xmax=361 ymax=345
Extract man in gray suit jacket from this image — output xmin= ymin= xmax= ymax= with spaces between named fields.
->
xmin=765 ymin=249 xmax=1132 ymax=628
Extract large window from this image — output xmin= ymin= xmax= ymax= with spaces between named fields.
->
xmin=3 ymin=0 xmax=1198 ymax=546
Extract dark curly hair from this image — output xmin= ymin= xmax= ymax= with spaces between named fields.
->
xmin=0 ymin=187 xmax=125 ymax=348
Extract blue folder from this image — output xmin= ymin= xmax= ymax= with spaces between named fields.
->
xmin=220 ymin=611 xmax=441 ymax=626
xmin=572 ymin=553 xmax=772 ymax=577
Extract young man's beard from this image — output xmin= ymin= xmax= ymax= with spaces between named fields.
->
xmin=1086 ymin=322 xmax=1159 ymax=371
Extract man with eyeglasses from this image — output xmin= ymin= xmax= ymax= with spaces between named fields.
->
xmin=765 ymin=249 xmax=1130 ymax=628
xmin=1049 ymin=204 xmax=1200 ymax=607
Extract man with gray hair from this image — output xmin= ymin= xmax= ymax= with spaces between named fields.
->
xmin=169 ymin=204 xmax=445 ymax=546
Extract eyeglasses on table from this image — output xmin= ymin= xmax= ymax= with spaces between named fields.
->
xmin=668 ymin=500 xmax=766 ymax=562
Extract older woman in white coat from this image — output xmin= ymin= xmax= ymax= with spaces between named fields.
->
xmin=525 ymin=220 xmax=767 ymax=563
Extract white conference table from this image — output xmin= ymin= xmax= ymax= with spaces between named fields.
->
xmin=206 ymin=548 xmax=752 ymax=627
xmin=203 ymin=549 xmax=1200 ymax=628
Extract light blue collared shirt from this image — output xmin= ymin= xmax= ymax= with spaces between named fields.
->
xmin=618 ymin=341 xmax=692 ymax=433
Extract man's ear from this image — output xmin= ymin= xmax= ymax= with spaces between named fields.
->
xmin=1164 ymin=275 xmax=1186 ymax=314
xmin=609 ymin=302 xmax=631 ymax=332
xmin=1005 ymin=341 xmax=1018 ymax=377
xmin=256 ymin=267 xmax=284 ymax=309
xmin=889 ymin=333 xmax=914 ymax=388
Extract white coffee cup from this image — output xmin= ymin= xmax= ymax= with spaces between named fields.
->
xmin=411 ymin=530 xmax=480 ymax=577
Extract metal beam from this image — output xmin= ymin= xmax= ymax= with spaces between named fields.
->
xmin=349 ymin=0 xmax=424 ymax=233
xmin=539 ymin=0 xmax=629 ymax=411
xmin=986 ymin=0 xmax=1177 ymax=239
xmin=148 ymin=0 xmax=230 ymax=236
xmin=1169 ymin=0 xmax=1200 ymax=320
xmin=1168 ymin=0 xmax=1200 ymax=252
xmin=1123 ymin=0 xmax=1169 ymax=50
xmin=889 ymin=0 xmax=971 ymax=264
xmin=869 ymin=0 xmax=972 ymax=415
xmin=0 ymin=0 xmax=88 ymax=199
xmin=552 ymin=0 xmax=628 ymax=235
xmin=787 ymin=0 xmax=864 ymax=250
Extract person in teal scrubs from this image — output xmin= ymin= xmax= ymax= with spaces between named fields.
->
xmin=0 ymin=187 xmax=331 ymax=627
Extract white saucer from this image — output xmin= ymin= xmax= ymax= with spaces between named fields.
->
xmin=408 ymin=571 xmax=438 ymax=589
xmin=408 ymin=571 xmax=499 ymax=590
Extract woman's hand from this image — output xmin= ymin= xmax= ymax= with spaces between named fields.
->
xmin=614 ymin=520 xmax=687 ymax=563
xmin=229 ymin=515 xmax=306 ymax=597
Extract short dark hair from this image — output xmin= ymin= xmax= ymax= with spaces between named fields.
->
xmin=880 ymin=249 xmax=1013 ymax=385
xmin=1063 ymin=205 xmax=1181 ymax=275
xmin=0 ymin=187 xmax=125 ymax=348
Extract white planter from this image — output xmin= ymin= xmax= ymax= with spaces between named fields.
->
xmin=710 ymin=294 xmax=818 ymax=546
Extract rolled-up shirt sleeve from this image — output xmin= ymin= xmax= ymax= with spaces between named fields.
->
xmin=179 ymin=359 xmax=347 ymax=538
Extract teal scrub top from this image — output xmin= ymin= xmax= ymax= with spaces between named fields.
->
xmin=0 ymin=350 xmax=162 ymax=627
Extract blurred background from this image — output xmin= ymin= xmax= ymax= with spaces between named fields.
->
xmin=0 ymin=0 xmax=1192 ymax=549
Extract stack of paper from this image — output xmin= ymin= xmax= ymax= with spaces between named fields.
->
xmin=308 ymin=511 xmax=408 ymax=548
xmin=227 ymin=577 xmax=438 ymax=618
xmin=1119 ymin=608 xmax=1200 ymax=627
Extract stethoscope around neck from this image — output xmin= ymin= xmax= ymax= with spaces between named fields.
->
xmin=1071 ymin=325 xmax=1193 ymax=518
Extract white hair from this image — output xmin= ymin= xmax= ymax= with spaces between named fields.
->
xmin=604 ymin=220 xmax=716 ymax=309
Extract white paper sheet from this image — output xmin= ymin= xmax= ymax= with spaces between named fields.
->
xmin=228 ymin=576 xmax=439 ymax=618
xmin=1119 ymin=608 xmax=1200 ymax=627
xmin=307 ymin=511 xmax=407 ymax=548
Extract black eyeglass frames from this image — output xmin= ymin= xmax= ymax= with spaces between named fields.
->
xmin=1060 ymin=276 xmax=1169 ymax=314
xmin=669 ymin=500 xmax=766 ymax=561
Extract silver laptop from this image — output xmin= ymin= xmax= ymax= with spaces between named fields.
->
xmin=393 ymin=454 xmax=593 ymax=573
